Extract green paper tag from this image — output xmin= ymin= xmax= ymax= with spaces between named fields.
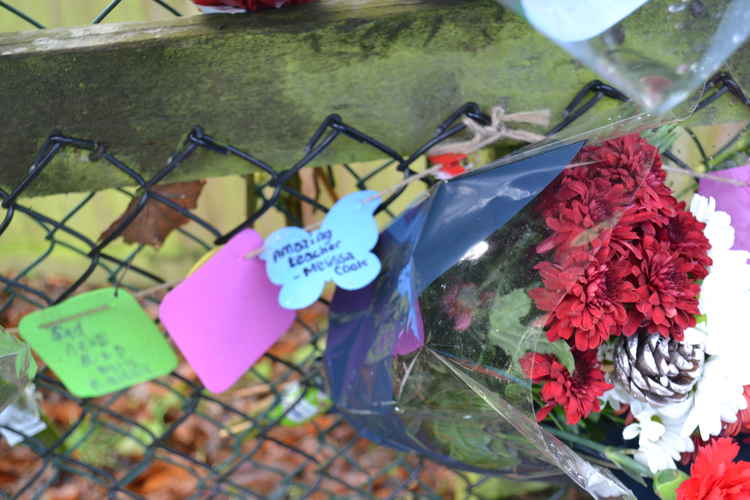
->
xmin=268 ymin=381 xmax=331 ymax=426
xmin=19 ymin=289 xmax=178 ymax=398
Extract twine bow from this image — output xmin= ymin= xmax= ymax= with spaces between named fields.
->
xmin=428 ymin=105 xmax=550 ymax=157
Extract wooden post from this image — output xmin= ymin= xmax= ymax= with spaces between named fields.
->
xmin=1 ymin=0 xmax=748 ymax=197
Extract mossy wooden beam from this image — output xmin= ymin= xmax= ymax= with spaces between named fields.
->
xmin=726 ymin=43 xmax=750 ymax=99
xmin=1 ymin=0 xmax=748 ymax=197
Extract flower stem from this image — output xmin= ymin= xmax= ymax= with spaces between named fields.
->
xmin=545 ymin=426 xmax=610 ymax=453
xmin=544 ymin=426 xmax=652 ymax=478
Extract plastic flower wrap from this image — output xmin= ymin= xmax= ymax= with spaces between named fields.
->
xmin=325 ymin=128 xmax=750 ymax=498
xmin=494 ymin=0 xmax=750 ymax=114
xmin=0 ymin=328 xmax=37 ymax=413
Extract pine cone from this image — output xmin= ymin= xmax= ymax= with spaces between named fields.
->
xmin=611 ymin=331 xmax=705 ymax=407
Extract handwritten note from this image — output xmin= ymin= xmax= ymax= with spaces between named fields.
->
xmin=261 ymin=191 xmax=382 ymax=309
xmin=159 ymin=229 xmax=296 ymax=393
xmin=19 ymin=289 xmax=178 ymax=398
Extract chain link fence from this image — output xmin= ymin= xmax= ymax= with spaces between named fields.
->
xmin=0 ymin=0 xmax=186 ymax=28
xmin=2 ymin=2 xmax=750 ymax=499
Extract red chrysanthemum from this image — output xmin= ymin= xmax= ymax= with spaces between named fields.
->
xmin=536 ymin=178 xmax=628 ymax=259
xmin=569 ymin=135 xmax=657 ymax=193
xmin=677 ymin=438 xmax=750 ymax=499
xmin=606 ymin=200 xmax=673 ymax=257
xmin=531 ymin=133 xmax=711 ymax=355
xmin=656 ymin=205 xmax=712 ymax=279
xmin=535 ymin=136 xmax=652 ymax=220
xmin=631 ymin=236 xmax=701 ymax=340
xmin=192 ymin=0 xmax=312 ymax=11
xmin=530 ymin=250 xmax=640 ymax=350
xmin=519 ymin=349 xmax=612 ymax=425
xmin=638 ymin=157 xmax=680 ymax=218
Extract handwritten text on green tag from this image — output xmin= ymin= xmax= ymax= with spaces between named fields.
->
xmin=19 ymin=289 xmax=178 ymax=398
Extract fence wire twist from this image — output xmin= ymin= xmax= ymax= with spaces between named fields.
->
xmin=2 ymin=3 xmax=750 ymax=499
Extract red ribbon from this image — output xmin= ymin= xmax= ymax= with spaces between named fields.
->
xmin=428 ymin=153 xmax=468 ymax=178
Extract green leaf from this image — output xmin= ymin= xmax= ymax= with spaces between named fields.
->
xmin=489 ymin=289 xmax=575 ymax=374
xmin=488 ymin=288 xmax=535 ymax=365
xmin=653 ymin=469 xmax=689 ymax=500
xmin=642 ymin=124 xmax=681 ymax=153
xmin=504 ymin=383 xmax=529 ymax=404
xmin=456 ymin=473 xmax=552 ymax=500
xmin=65 ymin=416 xmax=121 ymax=467
xmin=538 ymin=340 xmax=575 ymax=374
xmin=488 ymin=288 xmax=532 ymax=344
xmin=432 ymin=415 xmax=520 ymax=469
xmin=429 ymin=385 xmax=521 ymax=469
xmin=603 ymin=447 xmax=651 ymax=486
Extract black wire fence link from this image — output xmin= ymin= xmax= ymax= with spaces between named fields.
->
xmin=0 ymin=99 xmax=573 ymax=500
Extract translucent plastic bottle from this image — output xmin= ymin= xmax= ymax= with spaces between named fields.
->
xmin=498 ymin=0 xmax=750 ymax=114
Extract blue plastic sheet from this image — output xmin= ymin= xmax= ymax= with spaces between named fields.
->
xmin=325 ymin=140 xmax=641 ymax=497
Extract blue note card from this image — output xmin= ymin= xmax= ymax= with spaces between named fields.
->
xmin=261 ymin=191 xmax=382 ymax=309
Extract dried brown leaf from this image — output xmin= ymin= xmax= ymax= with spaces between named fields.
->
xmin=99 ymin=181 xmax=206 ymax=248
xmin=131 ymin=462 xmax=197 ymax=497
xmin=41 ymin=399 xmax=83 ymax=426
xmin=0 ymin=290 xmax=37 ymax=328
xmin=41 ymin=483 xmax=80 ymax=500
xmin=0 ymin=446 xmax=40 ymax=486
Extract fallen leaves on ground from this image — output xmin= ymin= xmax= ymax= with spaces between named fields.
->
xmin=99 ymin=181 xmax=206 ymax=248
xmin=129 ymin=462 xmax=198 ymax=499
xmin=0 ymin=275 xmax=586 ymax=500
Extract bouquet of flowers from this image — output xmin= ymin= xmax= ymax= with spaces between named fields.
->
xmin=325 ymin=131 xmax=750 ymax=499
xmin=522 ymin=134 xmax=750 ymax=497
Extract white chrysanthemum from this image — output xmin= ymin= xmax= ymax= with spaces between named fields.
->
xmin=690 ymin=194 xmax=735 ymax=252
xmin=598 ymin=384 xmax=631 ymax=413
xmin=682 ymin=355 xmax=750 ymax=441
xmin=678 ymin=194 xmax=750 ymax=440
xmin=689 ymin=195 xmax=750 ymax=351
xmin=697 ymin=251 xmax=750 ymax=355
xmin=595 ymin=195 xmax=750 ymax=469
xmin=690 ymin=196 xmax=750 ymax=319
xmin=597 ymin=194 xmax=750 ymax=470
xmin=623 ymin=410 xmax=694 ymax=474
xmin=623 ymin=414 xmax=665 ymax=443
xmin=599 ymin=382 xmax=694 ymax=472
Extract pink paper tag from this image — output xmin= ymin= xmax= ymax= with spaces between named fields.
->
xmin=159 ymin=229 xmax=296 ymax=393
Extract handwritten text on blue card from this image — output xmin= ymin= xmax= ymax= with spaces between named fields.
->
xmin=262 ymin=191 xmax=382 ymax=309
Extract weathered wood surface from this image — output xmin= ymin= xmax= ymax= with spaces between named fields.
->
xmin=1 ymin=0 xmax=748 ymax=197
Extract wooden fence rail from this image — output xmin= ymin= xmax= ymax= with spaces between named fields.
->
xmin=1 ymin=0 xmax=748 ymax=197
